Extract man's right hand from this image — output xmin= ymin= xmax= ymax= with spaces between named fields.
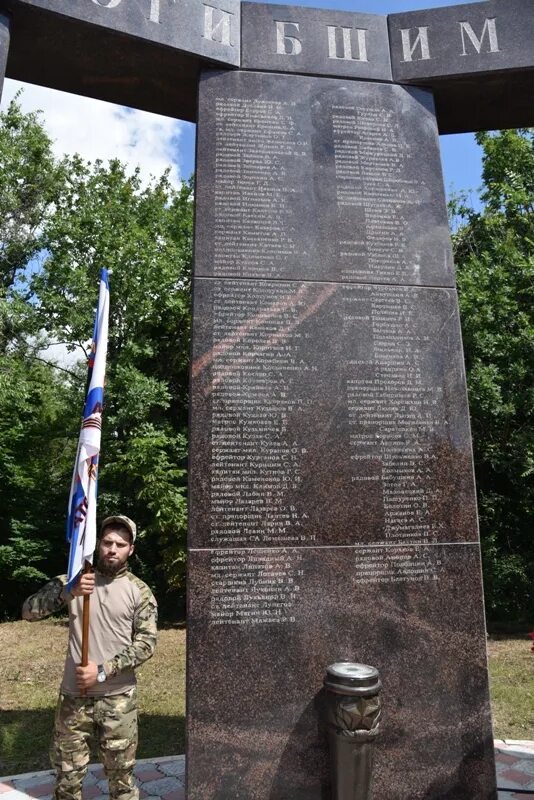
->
xmin=71 ymin=573 xmax=95 ymax=597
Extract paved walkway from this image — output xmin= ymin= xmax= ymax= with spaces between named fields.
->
xmin=0 ymin=756 xmax=185 ymax=800
xmin=1 ymin=742 xmax=533 ymax=799
xmin=496 ymin=740 xmax=534 ymax=798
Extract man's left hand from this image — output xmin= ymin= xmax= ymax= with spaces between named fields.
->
xmin=76 ymin=662 xmax=98 ymax=690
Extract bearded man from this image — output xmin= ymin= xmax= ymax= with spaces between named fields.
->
xmin=22 ymin=515 xmax=157 ymax=800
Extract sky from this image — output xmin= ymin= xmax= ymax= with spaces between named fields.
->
xmin=0 ymin=0 xmax=485 ymax=202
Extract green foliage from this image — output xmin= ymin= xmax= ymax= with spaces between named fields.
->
xmin=0 ymin=97 xmax=80 ymax=617
xmin=0 ymin=95 xmax=66 ymax=295
xmin=0 ymin=352 xmax=80 ymax=618
xmin=0 ymin=98 xmax=193 ymax=619
xmin=451 ymin=129 xmax=534 ymax=622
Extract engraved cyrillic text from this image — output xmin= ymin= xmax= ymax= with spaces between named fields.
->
xmin=275 ymin=21 xmax=302 ymax=55
xmin=400 ymin=26 xmax=431 ymax=62
xmin=354 ymin=545 xmax=441 ymax=585
xmin=209 ymin=549 xmax=303 ymax=626
xmin=203 ymin=4 xmax=234 ymax=46
xmin=327 ymin=26 xmax=368 ymax=62
xmin=459 ymin=18 xmax=500 ymax=56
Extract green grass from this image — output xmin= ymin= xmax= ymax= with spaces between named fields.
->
xmin=0 ymin=619 xmax=185 ymax=775
xmin=0 ymin=620 xmax=531 ymax=775
xmin=488 ymin=636 xmax=534 ymax=739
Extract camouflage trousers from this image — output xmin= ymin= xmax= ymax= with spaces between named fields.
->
xmin=51 ymin=687 xmax=138 ymax=800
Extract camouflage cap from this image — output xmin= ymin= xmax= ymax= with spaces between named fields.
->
xmin=101 ymin=515 xmax=137 ymax=543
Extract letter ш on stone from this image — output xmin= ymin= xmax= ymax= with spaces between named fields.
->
xmin=327 ymin=26 xmax=368 ymax=62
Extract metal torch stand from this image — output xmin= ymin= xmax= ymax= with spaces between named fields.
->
xmin=324 ymin=662 xmax=382 ymax=800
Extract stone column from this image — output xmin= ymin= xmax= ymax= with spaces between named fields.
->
xmin=187 ymin=67 xmax=497 ymax=800
xmin=0 ymin=13 xmax=10 ymax=101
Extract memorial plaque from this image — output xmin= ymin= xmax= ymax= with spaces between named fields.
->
xmin=241 ymin=2 xmax=391 ymax=82
xmin=0 ymin=13 xmax=8 ymax=99
xmin=190 ymin=279 xmax=478 ymax=551
xmin=195 ymin=70 xmax=454 ymax=287
xmin=188 ymin=67 xmax=497 ymax=799
xmin=187 ymin=545 xmax=496 ymax=798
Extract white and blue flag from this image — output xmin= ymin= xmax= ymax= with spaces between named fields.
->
xmin=66 ymin=269 xmax=110 ymax=592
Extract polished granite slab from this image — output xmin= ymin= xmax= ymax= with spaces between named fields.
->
xmin=189 ymin=279 xmax=478 ymax=551
xmin=388 ymin=0 xmax=534 ymax=133
xmin=189 ymin=64 xmax=495 ymax=800
xmin=389 ymin=0 xmax=534 ymax=83
xmin=3 ymin=0 xmax=239 ymax=120
xmin=187 ymin=543 xmax=496 ymax=799
xmin=196 ymin=70 xmax=453 ymax=287
xmin=5 ymin=0 xmax=240 ymax=63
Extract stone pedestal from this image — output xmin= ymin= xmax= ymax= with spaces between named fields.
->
xmin=187 ymin=69 xmax=497 ymax=799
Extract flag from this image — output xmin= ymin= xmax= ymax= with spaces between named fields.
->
xmin=66 ymin=268 xmax=110 ymax=592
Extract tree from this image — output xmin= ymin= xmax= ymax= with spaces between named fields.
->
xmin=451 ymin=129 xmax=534 ymax=622
xmin=33 ymin=162 xmax=193 ymax=615
xmin=0 ymin=98 xmax=75 ymax=618
xmin=0 ymin=99 xmax=193 ymax=619
xmin=0 ymin=95 xmax=66 ymax=299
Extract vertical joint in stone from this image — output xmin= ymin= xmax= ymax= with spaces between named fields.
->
xmin=0 ymin=13 xmax=10 ymax=102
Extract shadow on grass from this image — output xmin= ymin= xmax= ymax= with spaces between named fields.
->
xmin=487 ymin=623 xmax=531 ymax=637
xmin=0 ymin=709 xmax=185 ymax=777
xmin=157 ymin=621 xmax=186 ymax=631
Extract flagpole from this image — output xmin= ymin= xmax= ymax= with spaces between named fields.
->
xmin=80 ymin=560 xmax=92 ymax=695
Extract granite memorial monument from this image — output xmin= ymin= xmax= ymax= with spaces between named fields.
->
xmin=1 ymin=0 xmax=532 ymax=796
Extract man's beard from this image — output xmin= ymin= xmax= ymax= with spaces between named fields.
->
xmin=97 ymin=555 xmax=128 ymax=577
